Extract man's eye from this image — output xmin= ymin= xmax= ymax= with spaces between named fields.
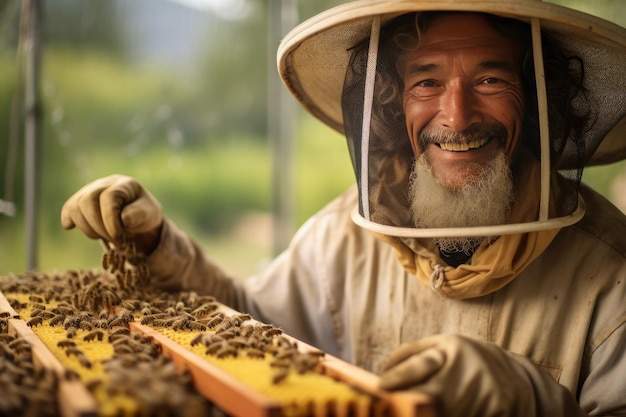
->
xmin=417 ymin=79 xmax=438 ymax=88
xmin=482 ymin=77 xmax=500 ymax=84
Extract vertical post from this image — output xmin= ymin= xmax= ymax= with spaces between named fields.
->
xmin=23 ymin=0 xmax=42 ymax=270
xmin=267 ymin=0 xmax=297 ymax=256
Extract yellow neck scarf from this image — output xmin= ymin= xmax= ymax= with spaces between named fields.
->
xmin=373 ymin=157 xmax=560 ymax=299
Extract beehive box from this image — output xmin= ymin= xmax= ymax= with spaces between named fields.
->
xmin=0 ymin=246 xmax=434 ymax=417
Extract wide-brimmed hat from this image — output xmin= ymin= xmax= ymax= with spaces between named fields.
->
xmin=278 ymin=0 xmax=626 ymax=167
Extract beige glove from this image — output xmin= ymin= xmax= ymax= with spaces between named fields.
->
xmin=61 ymin=174 xmax=163 ymax=255
xmin=380 ymin=334 xmax=586 ymax=417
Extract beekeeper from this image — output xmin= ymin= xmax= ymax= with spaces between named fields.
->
xmin=61 ymin=1 xmax=626 ymax=415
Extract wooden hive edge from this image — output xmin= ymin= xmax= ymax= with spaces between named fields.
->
xmin=130 ymin=321 xmax=284 ymax=417
xmin=8 ymin=318 xmax=99 ymax=417
xmin=0 ymin=287 xmax=21 ymax=318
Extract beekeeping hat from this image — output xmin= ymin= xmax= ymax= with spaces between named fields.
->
xmin=278 ymin=0 xmax=626 ymax=238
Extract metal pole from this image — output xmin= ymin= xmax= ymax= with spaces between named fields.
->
xmin=268 ymin=0 xmax=297 ymax=256
xmin=23 ymin=0 xmax=42 ymax=270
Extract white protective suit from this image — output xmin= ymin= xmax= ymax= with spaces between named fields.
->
xmin=147 ymin=178 xmax=626 ymax=416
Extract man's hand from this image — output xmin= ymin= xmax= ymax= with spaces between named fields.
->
xmin=380 ymin=334 xmax=585 ymax=417
xmin=61 ymin=174 xmax=163 ymax=255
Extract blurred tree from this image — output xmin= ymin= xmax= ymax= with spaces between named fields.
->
xmin=43 ymin=0 xmax=125 ymax=56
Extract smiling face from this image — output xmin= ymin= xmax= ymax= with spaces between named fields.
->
xmin=400 ymin=13 xmax=525 ymax=191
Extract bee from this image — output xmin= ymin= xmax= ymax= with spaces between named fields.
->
xmin=85 ymin=378 xmax=103 ymax=392
xmin=303 ymin=349 xmax=325 ymax=359
xmin=217 ymin=329 xmax=238 ymax=340
xmin=205 ymin=340 xmax=229 ymax=355
xmin=188 ymin=321 xmax=206 ymax=332
xmin=98 ymin=309 xmax=109 ymax=320
xmin=215 ymin=345 xmax=238 ymax=359
xmin=215 ymin=319 xmax=236 ymax=334
xmin=92 ymin=318 xmax=109 ymax=329
xmin=30 ymin=303 xmax=47 ymax=311
xmin=201 ymin=315 xmax=224 ymax=330
xmin=140 ymin=315 xmax=157 ymax=325
xmin=117 ymin=308 xmax=134 ymax=321
xmin=141 ymin=307 xmax=154 ymax=316
xmin=66 ymin=326 xmax=78 ymax=339
xmin=48 ymin=314 xmax=65 ymax=327
xmin=0 ymin=334 xmax=15 ymax=343
xmin=136 ymin=263 xmax=150 ymax=281
xmin=8 ymin=339 xmax=32 ymax=354
xmin=231 ymin=313 xmax=252 ymax=326
xmin=245 ymin=348 xmax=266 ymax=359
xmin=63 ymin=316 xmax=80 ymax=330
xmin=227 ymin=337 xmax=249 ymax=349
xmin=190 ymin=333 xmax=221 ymax=347
xmin=57 ymin=339 xmax=76 ymax=349
xmin=112 ymin=343 xmax=135 ymax=355
xmin=274 ymin=349 xmax=296 ymax=361
xmin=240 ymin=324 xmax=256 ymax=338
xmin=101 ymin=252 xmax=110 ymax=270
xmin=108 ymin=333 xmax=128 ymax=343
xmin=52 ymin=306 xmax=74 ymax=315
xmin=269 ymin=358 xmax=292 ymax=369
xmin=64 ymin=346 xmax=83 ymax=357
xmin=271 ymin=368 xmax=290 ymax=384
xmin=109 ymin=327 xmax=130 ymax=337
xmin=164 ymin=307 xmax=177 ymax=317
xmin=172 ymin=318 xmax=190 ymax=331
xmin=83 ymin=330 xmax=104 ymax=342
xmin=0 ymin=312 xmax=10 ymax=318
xmin=293 ymin=353 xmax=321 ymax=374
xmin=102 ymin=290 xmax=121 ymax=310
xmin=8 ymin=299 xmax=28 ymax=310
xmin=246 ymin=334 xmax=263 ymax=349
xmin=274 ymin=335 xmax=295 ymax=349
xmin=78 ymin=321 xmax=93 ymax=331
xmin=114 ymin=272 xmax=126 ymax=291
xmin=190 ymin=304 xmax=216 ymax=318
xmin=152 ymin=319 xmax=171 ymax=327
xmin=122 ymin=300 xmax=141 ymax=311
xmin=107 ymin=315 xmax=130 ymax=328
xmin=26 ymin=316 xmax=43 ymax=327
xmin=64 ymin=368 xmax=81 ymax=381
xmin=40 ymin=310 xmax=56 ymax=319
xmin=77 ymin=354 xmax=92 ymax=369
xmin=262 ymin=327 xmax=283 ymax=338
xmin=28 ymin=295 xmax=44 ymax=303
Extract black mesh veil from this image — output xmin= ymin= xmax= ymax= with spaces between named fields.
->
xmin=339 ymin=11 xmax=622 ymax=237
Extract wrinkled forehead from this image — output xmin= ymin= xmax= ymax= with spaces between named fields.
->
xmin=389 ymin=12 xmax=531 ymax=50
xmin=416 ymin=13 xmax=517 ymax=46
xmin=390 ymin=12 xmax=529 ymax=73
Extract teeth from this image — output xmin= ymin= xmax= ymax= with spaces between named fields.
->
xmin=439 ymin=137 xmax=489 ymax=151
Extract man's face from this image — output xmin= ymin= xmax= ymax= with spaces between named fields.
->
xmin=400 ymin=13 xmax=525 ymax=191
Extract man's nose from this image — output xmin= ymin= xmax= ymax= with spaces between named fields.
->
xmin=439 ymin=82 xmax=482 ymax=131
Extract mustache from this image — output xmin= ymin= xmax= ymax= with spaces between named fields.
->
xmin=418 ymin=124 xmax=507 ymax=148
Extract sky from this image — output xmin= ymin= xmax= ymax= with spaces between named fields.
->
xmin=167 ymin=0 xmax=253 ymax=20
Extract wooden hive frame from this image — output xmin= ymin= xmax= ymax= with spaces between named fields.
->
xmin=1 ymin=292 xmax=98 ymax=417
xmin=1 ymin=274 xmax=435 ymax=417
xmin=130 ymin=306 xmax=435 ymax=417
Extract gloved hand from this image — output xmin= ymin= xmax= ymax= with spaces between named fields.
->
xmin=379 ymin=334 xmax=586 ymax=417
xmin=61 ymin=174 xmax=163 ymax=255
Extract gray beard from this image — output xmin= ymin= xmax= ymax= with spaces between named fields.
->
xmin=408 ymin=151 xmax=515 ymax=255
